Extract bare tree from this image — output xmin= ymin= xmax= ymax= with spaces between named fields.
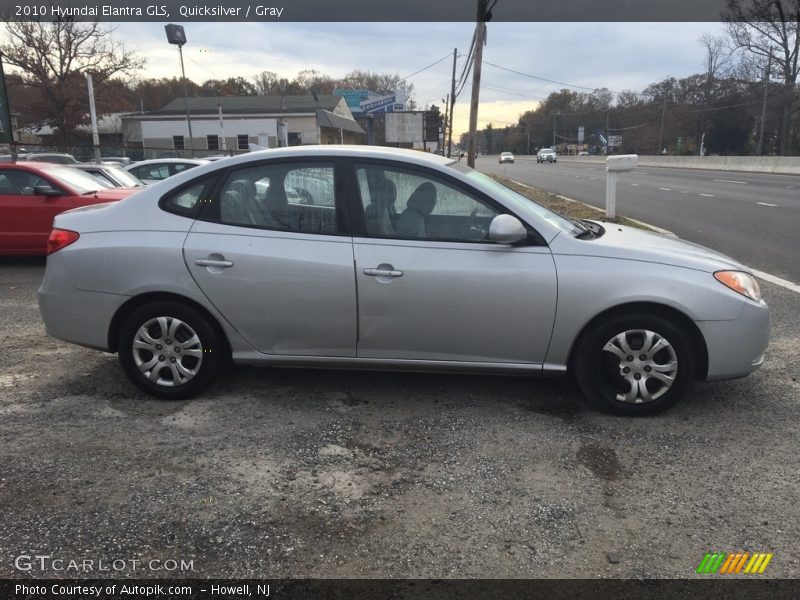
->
xmin=1 ymin=18 xmax=143 ymax=144
xmin=723 ymin=0 xmax=799 ymax=154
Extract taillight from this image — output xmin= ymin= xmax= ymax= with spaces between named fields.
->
xmin=47 ymin=229 xmax=80 ymax=254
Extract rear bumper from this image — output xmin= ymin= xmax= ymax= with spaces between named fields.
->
xmin=38 ymin=253 xmax=127 ymax=351
xmin=697 ymin=299 xmax=770 ymax=381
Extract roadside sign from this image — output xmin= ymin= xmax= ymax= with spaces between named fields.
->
xmin=578 ymin=126 xmax=584 ymax=143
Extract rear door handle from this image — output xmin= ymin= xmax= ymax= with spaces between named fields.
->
xmin=363 ymin=267 xmax=403 ymax=278
xmin=194 ymin=258 xmax=234 ymax=268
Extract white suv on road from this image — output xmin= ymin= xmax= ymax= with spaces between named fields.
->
xmin=537 ymin=148 xmax=557 ymax=163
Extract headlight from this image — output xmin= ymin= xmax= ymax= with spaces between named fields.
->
xmin=714 ymin=270 xmax=762 ymax=302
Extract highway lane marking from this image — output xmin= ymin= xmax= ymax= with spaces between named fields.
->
xmin=659 ymin=187 xmax=672 ymax=191
xmin=699 ymin=193 xmax=715 ymax=197
xmin=752 ymin=270 xmax=800 ymax=295
xmin=630 ymin=183 xmax=640 ymax=186
xmin=714 ymin=179 xmax=748 ymax=184
xmin=756 ymin=202 xmax=778 ymax=207
xmin=680 ymin=191 xmax=689 ymax=194
xmin=589 ymin=177 xmax=597 ymax=180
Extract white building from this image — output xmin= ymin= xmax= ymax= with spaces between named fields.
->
xmin=122 ymin=95 xmax=365 ymax=158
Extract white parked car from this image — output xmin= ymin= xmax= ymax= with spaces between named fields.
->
xmin=125 ymin=159 xmax=209 ymax=185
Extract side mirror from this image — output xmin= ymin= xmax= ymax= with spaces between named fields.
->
xmin=488 ymin=214 xmax=527 ymax=244
xmin=33 ymin=185 xmax=62 ymax=197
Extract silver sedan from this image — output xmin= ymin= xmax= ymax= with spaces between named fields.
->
xmin=38 ymin=146 xmax=769 ymax=415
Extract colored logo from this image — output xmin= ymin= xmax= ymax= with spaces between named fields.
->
xmin=696 ymin=552 xmax=773 ymax=574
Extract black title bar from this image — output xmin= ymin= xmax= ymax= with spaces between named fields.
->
xmin=0 ymin=0 xmax=731 ymax=22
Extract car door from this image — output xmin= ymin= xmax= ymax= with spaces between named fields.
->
xmin=349 ymin=161 xmax=557 ymax=365
xmin=183 ymin=159 xmax=357 ymax=357
xmin=0 ymin=167 xmax=74 ymax=253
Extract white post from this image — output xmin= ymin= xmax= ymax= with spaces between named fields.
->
xmin=86 ymin=74 xmax=101 ymax=163
xmin=218 ymin=101 xmax=226 ymax=152
xmin=605 ymin=154 xmax=638 ymax=221
xmin=606 ymin=171 xmax=618 ymax=219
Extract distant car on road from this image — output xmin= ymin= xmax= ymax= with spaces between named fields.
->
xmin=125 ymin=158 xmax=209 ymax=185
xmin=499 ymin=152 xmax=515 ymax=164
xmin=38 ymin=146 xmax=770 ymax=415
xmin=70 ymin=163 xmax=144 ymax=188
xmin=537 ymin=148 xmax=557 ymax=163
xmin=0 ymin=162 xmax=138 ymax=255
xmin=578 ymin=150 xmax=590 ymax=156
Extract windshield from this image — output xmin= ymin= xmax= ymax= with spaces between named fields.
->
xmin=42 ymin=166 xmax=106 ymax=194
xmin=108 ymin=167 xmax=143 ymax=187
xmin=450 ymin=163 xmax=582 ymax=237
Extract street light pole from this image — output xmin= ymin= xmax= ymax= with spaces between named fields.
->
xmin=177 ymin=44 xmax=194 ymax=157
xmin=165 ymin=24 xmax=194 ymax=157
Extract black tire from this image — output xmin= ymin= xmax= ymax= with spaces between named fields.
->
xmin=118 ymin=301 xmax=225 ymax=400
xmin=573 ymin=312 xmax=696 ymax=416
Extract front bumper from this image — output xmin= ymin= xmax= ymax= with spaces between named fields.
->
xmin=696 ymin=299 xmax=770 ymax=381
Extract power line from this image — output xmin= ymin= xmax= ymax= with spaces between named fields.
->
xmin=399 ymin=53 xmax=453 ymax=82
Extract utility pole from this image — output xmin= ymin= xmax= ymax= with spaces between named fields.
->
xmin=448 ymin=47 xmax=457 ymax=158
xmin=552 ymin=112 xmax=557 ymax=148
xmin=658 ymin=96 xmax=667 ymax=154
xmin=442 ymin=93 xmax=449 ymax=156
xmin=757 ymin=54 xmax=771 ymax=156
xmin=86 ymin=74 xmax=101 ymax=163
xmin=466 ymin=0 xmax=488 ymax=168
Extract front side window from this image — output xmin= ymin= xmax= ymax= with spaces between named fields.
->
xmin=0 ymin=169 xmax=51 ymax=195
xmin=217 ymin=162 xmax=338 ymax=234
xmin=355 ymin=163 xmax=501 ymax=242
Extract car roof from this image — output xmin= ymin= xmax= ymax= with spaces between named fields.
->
xmin=191 ymin=145 xmax=455 ymax=170
xmin=0 ymin=161 xmax=63 ymax=171
xmin=129 ymin=158 xmax=210 ymax=166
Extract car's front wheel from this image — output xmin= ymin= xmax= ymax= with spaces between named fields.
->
xmin=574 ymin=313 xmax=696 ymax=415
xmin=118 ymin=301 xmax=224 ymax=400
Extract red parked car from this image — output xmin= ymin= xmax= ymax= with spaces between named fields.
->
xmin=0 ymin=162 xmax=139 ymax=255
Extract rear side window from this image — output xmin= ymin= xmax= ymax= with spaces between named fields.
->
xmin=160 ymin=177 xmax=215 ymax=218
xmin=215 ymin=162 xmax=339 ymax=234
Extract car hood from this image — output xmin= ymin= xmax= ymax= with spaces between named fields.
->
xmin=551 ymin=221 xmax=748 ymax=274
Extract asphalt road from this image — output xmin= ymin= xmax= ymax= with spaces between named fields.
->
xmin=478 ymin=157 xmax=800 ymax=282
xmin=1 ymin=259 xmax=799 ymax=579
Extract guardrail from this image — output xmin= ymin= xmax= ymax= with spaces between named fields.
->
xmin=556 ymin=154 xmax=800 ymax=175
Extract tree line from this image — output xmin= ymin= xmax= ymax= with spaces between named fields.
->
xmin=463 ymin=0 xmax=799 ymax=156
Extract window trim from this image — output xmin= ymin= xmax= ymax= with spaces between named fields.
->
xmin=195 ymin=157 xmax=352 ymax=237
xmin=343 ymin=158 xmax=546 ymax=246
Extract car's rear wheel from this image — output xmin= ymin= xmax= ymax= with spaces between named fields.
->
xmin=574 ymin=313 xmax=695 ymax=415
xmin=118 ymin=301 xmax=224 ymax=400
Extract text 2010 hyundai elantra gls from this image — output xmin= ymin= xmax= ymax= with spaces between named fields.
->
xmin=38 ymin=146 xmax=769 ymax=415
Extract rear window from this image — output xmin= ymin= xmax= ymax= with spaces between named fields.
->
xmin=160 ymin=177 xmax=216 ymax=218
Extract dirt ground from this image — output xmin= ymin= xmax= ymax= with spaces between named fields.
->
xmin=1 ymin=257 xmax=798 ymax=579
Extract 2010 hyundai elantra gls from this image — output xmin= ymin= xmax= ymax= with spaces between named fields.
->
xmin=38 ymin=146 xmax=769 ymax=415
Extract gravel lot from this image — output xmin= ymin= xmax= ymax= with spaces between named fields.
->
xmin=1 ymin=257 xmax=798 ymax=579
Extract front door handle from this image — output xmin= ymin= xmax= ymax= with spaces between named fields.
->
xmin=194 ymin=258 xmax=234 ymax=268
xmin=363 ymin=267 xmax=403 ymax=278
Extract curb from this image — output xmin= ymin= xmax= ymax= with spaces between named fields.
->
xmin=510 ymin=179 xmax=677 ymax=237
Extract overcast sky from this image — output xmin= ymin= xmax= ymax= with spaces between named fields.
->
xmin=42 ymin=21 xmax=734 ymax=136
